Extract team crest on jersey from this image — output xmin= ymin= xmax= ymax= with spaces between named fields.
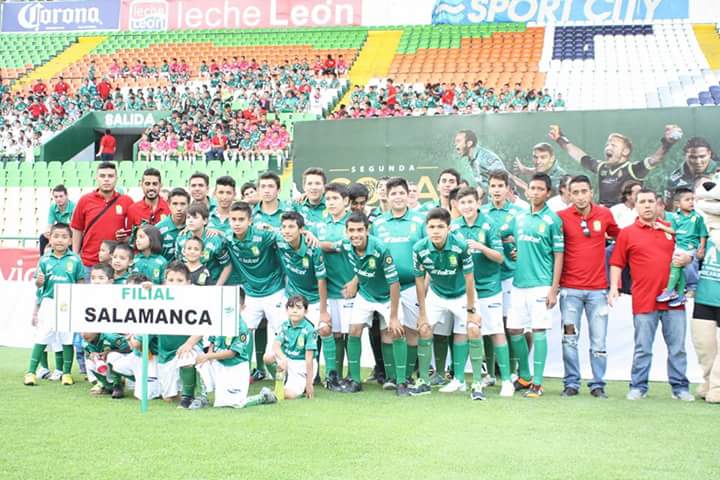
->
xmin=225 ymin=336 xmax=233 ymax=347
xmin=198 ymin=273 xmax=207 ymax=284
xmin=505 ymin=214 xmax=512 ymax=222
xmin=593 ymin=220 xmax=601 ymax=232
xmin=385 ymin=256 xmax=393 ymax=265
xmin=66 ymin=261 xmax=74 ymax=272
xmin=538 ymin=223 xmax=546 ymax=234
xmin=239 ymin=334 xmax=248 ymax=344
xmin=410 ymin=223 xmax=417 ymax=232
xmin=449 ymin=255 xmax=457 ymax=266
xmin=369 ymin=258 xmax=376 ymax=269
xmin=477 ymin=231 xmax=485 ymax=242
xmin=251 ymin=246 xmax=260 ymax=256
xmin=297 ymin=335 xmax=305 ymax=349
xmin=115 ymin=205 xmax=123 ymax=215
xmin=153 ymin=268 xmax=160 ymax=278
xmin=302 ymin=257 xmax=310 ymax=268
xmin=202 ymin=249 xmax=210 ymax=261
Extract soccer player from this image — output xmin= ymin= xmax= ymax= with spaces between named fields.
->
xmin=208 ymin=176 xmax=236 ymax=235
xmin=371 ymin=177 xmax=425 ymax=389
xmin=507 ymin=173 xmax=564 ymax=398
xmin=132 ymin=224 xmax=168 ymax=284
xmin=175 ymin=203 xmax=231 ymax=285
xmin=420 ymin=169 xmax=461 ymax=213
xmin=265 ymin=295 xmax=319 ymax=400
xmin=241 ymin=182 xmax=259 ymax=207
xmin=341 ymin=212 xmax=402 ymax=394
xmin=39 ymin=184 xmax=75 ymax=256
xmin=156 ymin=188 xmax=190 ymax=262
xmin=665 ymin=137 xmax=717 ymax=203
xmin=294 ymin=168 xmax=327 ymax=232
xmin=453 ymin=187 xmax=514 ymax=397
xmin=182 ymin=236 xmax=211 ymax=286
xmin=188 ymin=172 xmax=217 ymax=213
xmin=254 ymin=171 xmax=290 ymax=231
xmin=83 ymin=329 xmax=131 ymax=399
xmin=412 ymin=208 xmax=480 ymax=398
xmin=454 ymin=129 xmax=505 ymax=190
xmin=111 ymin=243 xmax=133 ymax=284
xmin=24 ymin=223 xmax=85 ymax=386
xmin=513 ymin=143 xmax=567 ymax=196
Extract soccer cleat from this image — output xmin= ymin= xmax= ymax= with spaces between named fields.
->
xmin=561 ymin=386 xmax=579 ymax=397
xmin=177 ymin=395 xmax=194 ymax=409
xmin=48 ymin=369 xmax=63 ymax=381
xmin=671 ymin=391 xmax=695 ymax=402
xmin=365 ymin=368 xmax=386 ymax=385
xmin=429 ymin=373 xmax=447 ymax=387
xmin=61 ymin=374 xmax=74 ymax=386
xmin=250 ymin=368 xmax=266 ymax=382
xmin=481 ymin=375 xmax=496 ymax=388
xmin=656 ymin=289 xmax=678 ymax=302
xmin=36 ymin=367 xmax=51 ymax=380
xmin=188 ymin=396 xmax=210 ymax=409
xmin=111 ymin=384 xmax=124 ymax=399
xmin=260 ymin=387 xmax=278 ymax=404
xmin=325 ymin=370 xmax=343 ymax=392
xmin=499 ymin=380 xmax=515 ymax=397
xmin=668 ymin=295 xmax=687 ymax=308
xmin=524 ymin=384 xmax=544 ymax=398
xmin=590 ymin=387 xmax=608 ymax=399
xmin=396 ymin=382 xmax=411 ymax=397
xmin=470 ymin=382 xmax=486 ymax=401
xmin=439 ymin=378 xmax=467 ymax=393
xmin=89 ymin=383 xmax=108 ymax=395
xmin=341 ymin=379 xmax=363 ymax=393
xmin=382 ymin=379 xmax=397 ymax=391
xmin=409 ymin=379 xmax=432 ymax=396
xmin=513 ymin=377 xmax=532 ymax=391
xmin=23 ymin=373 xmax=37 ymax=386
xmin=626 ymin=388 xmax=647 ymax=401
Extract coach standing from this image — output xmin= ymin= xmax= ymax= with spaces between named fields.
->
xmin=71 ymin=162 xmax=133 ymax=272
xmin=558 ymin=175 xmax=619 ymax=398
xmin=609 ymin=189 xmax=693 ymax=401
xmin=97 ymin=129 xmax=117 ymax=161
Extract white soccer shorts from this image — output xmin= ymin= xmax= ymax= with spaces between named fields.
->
xmin=426 ymin=288 xmax=468 ymax=336
xmin=35 ymin=299 xmax=73 ymax=345
xmin=156 ymin=345 xmax=202 ymax=399
xmin=196 ymin=360 xmax=250 ymax=408
xmin=476 ymin=291 xmax=504 ymax=336
xmin=106 ymin=351 xmax=160 ymax=400
xmin=244 ymin=289 xmax=286 ymax=332
xmin=501 ymin=278 xmax=513 ymax=317
xmin=507 ymin=286 xmax=560 ymax=330
xmin=400 ymin=286 xmax=420 ymax=330
xmin=329 ymin=298 xmax=354 ymax=334
xmin=350 ymin=295 xmax=403 ymax=330
xmin=285 ymin=358 xmax=318 ymax=396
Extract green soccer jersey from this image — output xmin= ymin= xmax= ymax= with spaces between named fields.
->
xmin=342 ymin=235 xmax=399 ymax=303
xmin=293 ymin=197 xmax=327 ymax=233
xmin=35 ymin=250 xmax=84 ymax=303
xmin=156 ymin=216 xmax=184 ymax=262
xmin=132 ymin=253 xmax=168 ymax=285
xmin=175 ymin=229 xmax=230 ymax=283
xmin=317 ymin=211 xmax=355 ymax=299
xmin=113 ymin=271 xmax=129 ymax=285
xmin=371 ymin=208 xmax=426 ymax=289
xmin=253 ymin=200 xmax=291 ymax=232
xmin=413 ymin=233 xmax=474 ymax=300
xmin=209 ymin=211 xmax=232 ymax=236
xmin=451 ymin=211 xmax=503 ymax=298
xmin=225 ymin=226 xmax=285 ymax=297
xmin=84 ymin=333 xmax=131 ymax=356
xmin=208 ymin=319 xmax=251 ymax=366
xmin=511 ymin=204 xmax=564 ymax=289
xmin=696 ymin=238 xmax=720 ymax=308
xmin=151 ymin=335 xmax=190 ymax=364
xmin=670 ymin=210 xmax=708 ymax=251
xmin=276 ymin=236 xmax=327 ymax=304
xmin=276 ymin=318 xmax=318 ymax=360
xmin=481 ymin=201 xmax=525 ymax=280
xmin=47 ymin=200 xmax=75 ymax=225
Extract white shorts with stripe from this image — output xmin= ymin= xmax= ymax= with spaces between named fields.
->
xmin=244 ymin=289 xmax=286 ymax=332
xmin=106 ymin=351 xmax=161 ymax=400
xmin=285 ymin=358 xmax=318 ymax=396
xmin=329 ymin=298 xmax=354 ymax=334
xmin=426 ymin=288 xmax=468 ymax=336
xmin=501 ymin=278 xmax=513 ymax=317
xmin=476 ymin=291 xmax=505 ymax=336
xmin=507 ymin=286 xmax=560 ymax=330
xmin=400 ymin=286 xmax=420 ymax=330
xmin=350 ymin=295 xmax=403 ymax=330
xmin=196 ymin=360 xmax=250 ymax=408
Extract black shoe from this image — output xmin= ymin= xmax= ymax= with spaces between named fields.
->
xmin=366 ymin=368 xmax=385 ymax=384
xmin=313 ymin=374 xmax=322 ymax=386
xmin=251 ymin=368 xmax=266 ymax=382
xmin=325 ymin=370 xmax=343 ymax=392
xmin=409 ymin=380 xmax=431 ymax=396
xmin=590 ymin=387 xmax=608 ymax=399
xmin=342 ymin=379 xmax=362 ymax=393
xmin=396 ymin=382 xmax=410 ymax=397
xmin=111 ymin=384 xmax=124 ymax=399
xmin=561 ymin=386 xmax=579 ymax=397
xmin=177 ymin=395 xmax=194 ymax=409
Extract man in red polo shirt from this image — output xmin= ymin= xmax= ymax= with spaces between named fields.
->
xmin=97 ymin=77 xmax=112 ymax=100
xmin=558 ymin=175 xmax=620 ymax=398
xmin=71 ymin=162 xmax=133 ymax=269
xmin=54 ymin=76 xmax=70 ymax=96
xmin=386 ymin=79 xmax=398 ymax=106
xmin=32 ymin=78 xmax=47 ymax=97
xmin=610 ymin=189 xmax=693 ymax=401
xmin=28 ymin=98 xmax=48 ymax=119
xmin=127 ymin=167 xmax=170 ymax=229
xmin=97 ymin=129 xmax=116 ymax=161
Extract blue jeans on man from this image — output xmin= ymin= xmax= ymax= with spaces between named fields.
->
xmin=560 ymin=288 xmax=608 ymax=391
xmin=631 ymin=309 xmax=690 ymax=395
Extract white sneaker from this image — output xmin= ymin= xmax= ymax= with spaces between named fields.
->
xmin=36 ymin=367 xmax=51 ymax=379
xmin=671 ymin=391 xmax=695 ymax=402
xmin=500 ymin=380 xmax=515 ymax=397
xmin=439 ymin=378 xmax=467 ymax=393
xmin=481 ymin=375 xmax=496 ymax=388
xmin=48 ymin=369 xmax=63 ymax=381
xmin=626 ymin=388 xmax=647 ymax=400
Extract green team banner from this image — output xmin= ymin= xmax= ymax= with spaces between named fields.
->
xmin=292 ymin=107 xmax=720 ymax=205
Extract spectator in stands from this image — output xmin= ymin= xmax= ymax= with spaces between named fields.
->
xmin=323 ymin=54 xmax=336 ymax=75
xmin=127 ymin=168 xmax=171 ymax=229
xmin=665 ymin=137 xmax=718 ymax=204
xmin=137 ymin=134 xmax=152 ymax=161
xmin=97 ymin=77 xmax=112 ymax=100
xmin=31 ymin=79 xmax=47 ymax=98
xmin=97 ymin=129 xmax=116 ymax=161
xmin=53 ymin=76 xmax=70 ymax=96
xmin=39 ymin=185 xmax=75 ymax=255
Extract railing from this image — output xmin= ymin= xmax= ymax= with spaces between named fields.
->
xmin=0 ymin=237 xmax=38 ymax=248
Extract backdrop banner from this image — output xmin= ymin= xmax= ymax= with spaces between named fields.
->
xmin=0 ymin=0 xmax=120 ymax=32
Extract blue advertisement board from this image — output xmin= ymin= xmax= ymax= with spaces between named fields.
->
xmin=432 ymin=0 xmax=690 ymax=24
xmin=1 ymin=0 xmax=120 ymax=32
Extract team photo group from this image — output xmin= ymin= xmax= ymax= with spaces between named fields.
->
xmin=24 ymin=122 xmax=720 ymax=409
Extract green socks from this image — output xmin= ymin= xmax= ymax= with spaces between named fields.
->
xmin=453 ymin=341 xmax=469 ymax=383
xmin=347 ymin=335 xmax=362 ymax=383
xmin=40 ymin=350 xmax=48 ymax=370
xmin=510 ymin=334 xmax=531 ymax=381
xmin=55 ymin=351 xmax=63 ymax=371
xmin=62 ymin=345 xmax=74 ymax=374
xmin=667 ymin=265 xmax=687 ymax=294
xmin=335 ymin=335 xmax=346 ymax=378
xmin=266 ymin=361 xmax=277 ymax=381
xmin=469 ymin=338 xmax=485 ymax=383
xmin=433 ymin=335 xmax=449 ymax=374
xmin=247 ymin=331 xmax=255 ymax=370
xmin=381 ymin=342 xmax=395 ymax=381
xmin=407 ymin=344 xmax=418 ymax=377
xmin=255 ymin=326 xmax=267 ymax=372
xmin=244 ymin=393 xmax=266 ymax=408
xmin=180 ymin=367 xmax=196 ymax=397
xmin=494 ymin=342 xmax=511 ymax=381
xmin=418 ymin=338 xmax=433 ymax=383
xmin=533 ymin=331 xmax=548 ymax=386
xmin=483 ymin=336 xmax=495 ymax=377
xmin=321 ymin=335 xmax=337 ymax=376
xmin=392 ymin=338 xmax=408 ymax=384
xmin=28 ymin=344 xmax=45 ymax=374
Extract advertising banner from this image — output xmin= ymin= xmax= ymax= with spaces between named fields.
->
xmin=431 ymin=0 xmax=689 ymax=24
xmin=119 ymin=0 xmax=362 ymax=32
xmin=0 ymin=0 xmax=120 ymax=33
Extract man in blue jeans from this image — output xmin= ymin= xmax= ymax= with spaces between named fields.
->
xmin=558 ymin=175 xmax=620 ymax=398
xmin=609 ymin=189 xmax=694 ymax=401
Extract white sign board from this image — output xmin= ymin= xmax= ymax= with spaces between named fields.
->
xmin=52 ymin=284 xmax=240 ymax=336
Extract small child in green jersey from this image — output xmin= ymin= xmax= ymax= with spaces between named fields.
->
xmin=132 ymin=224 xmax=168 ymax=284
xmin=98 ymin=239 xmax=118 ymax=264
xmin=24 ymin=223 xmax=85 ymax=386
xmin=83 ymin=263 xmax=118 ymax=394
xmin=111 ymin=243 xmax=133 ymax=284
xmin=191 ymin=287 xmax=277 ymax=409
xmin=264 ymin=295 xmax=319 ymax=400
xmin=182 ymin=236 xmax=211 ymax=286
xmin=657 ymin=187 xmax=708 ymax=306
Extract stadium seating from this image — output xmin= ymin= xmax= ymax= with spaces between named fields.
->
xmin=0 ymin=33 xmax=76 ymax=80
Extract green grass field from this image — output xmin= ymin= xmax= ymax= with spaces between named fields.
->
xmin=1 ymin=346 xmax=717 ymax=480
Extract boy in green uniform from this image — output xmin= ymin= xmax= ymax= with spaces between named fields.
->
xmin=264 ymin=295 xmax=319 ymax=400
xmin=293 ymin=168 xmax=327 ymax=233
xmin=657 ymin=187 xmax=708 ymax=306
xmin=507 ymin=173 xmax=564 ymax=398
xmin=83 ymin=331 xmax=131 ymax=399
xmin=253 ymin=172 xmax=291 ymax=232
xmin=132 ymin=224 xmax=168 ymax=284
xmin=370 ymin=177 xmax=425 ymax=389
xmin=175 ymin=203 xmax=231 ymax=285
xmin=24 ymin=224 xmax=85 ymax=386
xmin=453 ymin=187 xmax=515 ymax=397
xmin=208 ymin=176 xmax=235 ymax=236
xmin=412 ymin=208 xmax=480 ymax=398
xmin=111 ymin=243 xmax=133 ymax=284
